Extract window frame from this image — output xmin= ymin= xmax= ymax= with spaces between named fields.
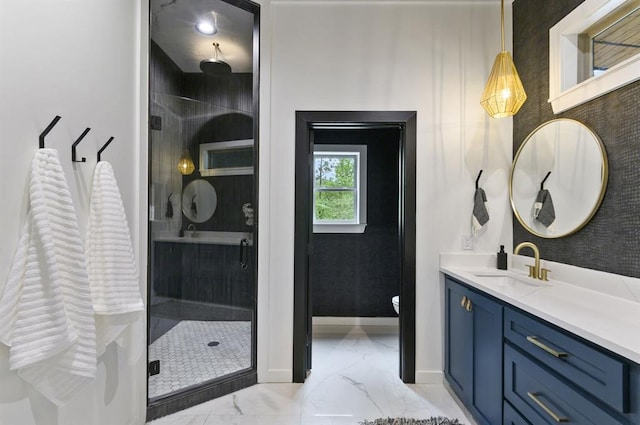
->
xmin=199 ymin=139 xmax=254 ymax=176
xmin=549 ymin=0 xmax=640 ymax=113
xmin=313 ymin=144 xmax=367 ymax=234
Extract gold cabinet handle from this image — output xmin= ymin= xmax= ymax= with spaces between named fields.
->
xmin=461 ymin=296 xmax=468 ymax=307
xmin=465 ymin=299 xmax=473 ymax=311
xmin=527 ymin=392 xmax=569 ymax=423
xmin=526 ymin=336 xmax=567 ymax=358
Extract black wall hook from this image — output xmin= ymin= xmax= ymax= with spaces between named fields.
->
xmin=475 ymin=170 xmax=483 ymax=189
xmin=71 ymin=127 xmax=91 ymax=163
xmin=39 ymin=115 xmax=62 ymax=149
xmin=97 ymin=137 xmax=114 ymax=162
xmin=540 ymin=171 xmax=551 ymax=190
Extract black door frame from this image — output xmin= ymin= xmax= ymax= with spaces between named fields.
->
xmin=293 ymin=110 xmax=416 ymax=383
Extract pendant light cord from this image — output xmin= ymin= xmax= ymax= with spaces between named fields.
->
xmin=501 ymin=0 xmax=505 ymax=52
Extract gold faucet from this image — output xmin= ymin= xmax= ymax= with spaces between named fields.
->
xmin=514 ymin=242 xmax=549 ymax=281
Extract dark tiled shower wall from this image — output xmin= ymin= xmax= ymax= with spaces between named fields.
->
xmin=182 ymin=175 xmax=254 ymax=232
xmin=150 ymin=41 xmax=255 ymax=233
xmin=153 ymin=241 xmax=254 ymax=308
xmin=150 ymin=40 xmax=182 ymax=96
xmin=513 ymin=0 xmax=640 ymax=277
xmin=311 ymin=129 xmax=401 ymax=317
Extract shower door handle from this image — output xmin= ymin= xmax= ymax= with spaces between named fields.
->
xmin=239 ymin=238 xmax=249 ymax=270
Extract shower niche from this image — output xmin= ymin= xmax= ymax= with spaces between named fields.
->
xmin=147 ymin=0 xmax=259 ymax=420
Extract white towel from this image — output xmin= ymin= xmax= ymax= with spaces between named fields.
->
xmin=86 ymin=161 xmax=143 ymax=360
xmin=0 ymin=149 xmax=96 ymax=406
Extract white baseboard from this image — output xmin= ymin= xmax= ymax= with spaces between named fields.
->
xmin=312 ymin=316 xmax=399 ymax=335
xmin=312 ymin=316 xmax=398 ymax=326
xmin=257 ymin=369 xmax=292 ymax=383
xmin=415 ymin=370 xmax=444 ymax=384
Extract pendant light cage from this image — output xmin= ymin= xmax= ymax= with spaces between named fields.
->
xmin=480 ymin=0 xmax=527 ymax=118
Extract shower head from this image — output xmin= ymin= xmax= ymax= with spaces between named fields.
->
xmin=199 ymin=59 xmax=232 ymax=76
xmin=200 ymin=42 xmax=231 ymax=77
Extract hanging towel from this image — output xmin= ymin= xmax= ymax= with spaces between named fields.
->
xmin=86 ymin=161 xmax=144 ymax=360
xmin=0 ymin=149 xmax=96 ymax=406
xmin=165 ymin=193 xmax=173 ymax=218
xmin=533 ymin=189 xmax=556 ymax=228
xmin=472 ymin=188 xmax=490 ymax=234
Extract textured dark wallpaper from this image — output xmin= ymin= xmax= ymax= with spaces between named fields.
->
xmin=311 ymin=128 xmax=401 ymax=317
xmin=513 ymin=0 xmax=640 ymax=277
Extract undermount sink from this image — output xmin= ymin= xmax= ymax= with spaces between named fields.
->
xmin=469 ymin=270 xmax=508 ymax=278
xmin=472 ymin=272 xmax=549 ymax=290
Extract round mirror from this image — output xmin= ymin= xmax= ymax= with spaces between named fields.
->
xmin=182 ymin=179 xmax=217 ymax=223
xmin=510 ymin=119 xmax=608 ymax=238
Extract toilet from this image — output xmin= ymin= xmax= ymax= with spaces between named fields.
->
xmin=392 ymin=296 xmax=400 ymax=314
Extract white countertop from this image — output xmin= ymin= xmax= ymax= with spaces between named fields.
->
xmin=441 ymin=262 xmax=640 ymax=364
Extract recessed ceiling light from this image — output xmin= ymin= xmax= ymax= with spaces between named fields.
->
xmin=195 ymin=21 xmax=216 ymax=35
xmin=195 ymin=12 xmax=218 ymax=35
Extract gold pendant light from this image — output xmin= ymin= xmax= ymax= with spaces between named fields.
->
xmin=480 ymin=0 xmax=527 ymax=118
xmin=177 ymin=148 xmax=196 ymax=175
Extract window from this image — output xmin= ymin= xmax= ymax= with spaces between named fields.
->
xmin=199 ymin=139 xmax=253 ymax=176
xmin=313 ymin=144 xmax=367 ymax=233
xmin=549 ymin=0 xmax=640 ymax=113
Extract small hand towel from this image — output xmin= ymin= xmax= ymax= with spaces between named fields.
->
xmin=165 ymin=193 xmax=173 ymax=218
xmin=533 ymin=189 xmax=556 ymax=227
xmin=0 ymin=149 xmax=96 ymax=406
xmin=472 ymin=188 xmax=489 ymax=235
xmin=86 ymin=161 xmax=144 ymax=360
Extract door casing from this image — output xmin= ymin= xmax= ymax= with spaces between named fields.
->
xmin=293 ymin=110 xmax=416 ymax=383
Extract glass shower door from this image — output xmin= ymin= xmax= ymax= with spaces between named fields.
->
xmin=147 ymin=0 xmax=258 ymax=413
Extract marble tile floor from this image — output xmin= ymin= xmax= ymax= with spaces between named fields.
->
xmin=147 ymin=326 xmax=477 ymax=425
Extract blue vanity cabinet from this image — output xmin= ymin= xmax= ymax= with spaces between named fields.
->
xmin=444 ymin=276 xmax=503 ymax=425
xmin=504 ymin=306 xmax=640 ymax=425
xmin=444 ymin=272 xmax=640 ymax=425
xmin=503 ymin=400 xmax=532 ymax=425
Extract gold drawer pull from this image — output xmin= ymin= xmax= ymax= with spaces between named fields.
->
xmin=465 ymin=299 xmax=473 ymax=311
xmin=527 ymin=392 xmax=569 ymax=423
xmin=526 ymin=336 xmax=567 ymax=358
xmin=461 ymin=296 xmax=468 ymax=307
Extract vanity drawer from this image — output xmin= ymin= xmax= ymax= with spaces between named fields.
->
xmin=505 ymin=343 xmax=624 ymax=425
xmin=504 ymin=307 xmax=628 ymax=412
xmin=504 ymin=400 xmax=532 ymax=425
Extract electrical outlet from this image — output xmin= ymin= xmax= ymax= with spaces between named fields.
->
xmin=462 ymin=235 xmax=473 ymax=250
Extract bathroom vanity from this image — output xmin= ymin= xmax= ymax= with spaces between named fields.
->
xmin=441 ymin=257 xmax=640 ymax=425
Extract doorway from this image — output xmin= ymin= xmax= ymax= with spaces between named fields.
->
xmin=293 ymin=111 xmax=416 ymax=383
xmin=146 ymin=0 xmax=260 ymax=420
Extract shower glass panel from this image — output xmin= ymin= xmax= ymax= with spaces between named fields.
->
xmin=147 ymin=0 xmax=258 ymax=411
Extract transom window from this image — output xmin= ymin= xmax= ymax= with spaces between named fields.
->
xmin=313 ymin=144 xmax=367 ymax=233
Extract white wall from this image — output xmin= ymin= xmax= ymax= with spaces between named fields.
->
xmin=0 ymin=0 xmax=514 ymax=421
xmin=258 ymin=0 xmax=513 ymax=383
xmin=0 ymin=1 xmax=148 ymax=424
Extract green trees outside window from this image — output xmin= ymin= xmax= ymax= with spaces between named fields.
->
xmin=314 ymin=154 xmax=358 ymax=222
